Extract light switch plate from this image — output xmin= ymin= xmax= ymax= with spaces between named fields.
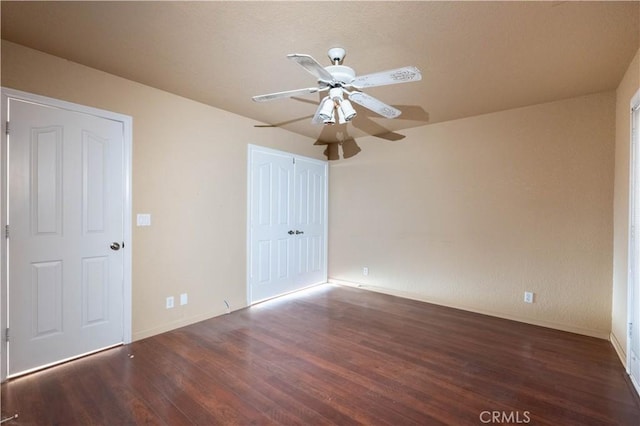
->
xmin=137 ymin=213 xmax=151 ymax=227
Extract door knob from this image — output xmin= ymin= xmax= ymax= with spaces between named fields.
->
xmin=295 ymin=230 xmax=304 ymax=235
xmin=288 ymin=230 xmax=295 ymax=235
xmin=110 ymin=242 xmax=121 ymax=251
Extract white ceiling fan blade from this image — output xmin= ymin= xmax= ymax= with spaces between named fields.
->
xmin=352 ymin=66 xmax=422 ymax=89
xmin=252 ymin=87 xmax=322 ymax=102
xmin=287 ymin=54 xmax=334 ymax=83
xmin=348 ymin=92 xmax=401 ymax=119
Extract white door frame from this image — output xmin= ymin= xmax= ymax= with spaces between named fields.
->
xmin=246 ymin=144 xmax=328 ymax=305
xmin=0 ymin=88 xmax=133 ymax=381
xmin=628 ymin=88 xmax=640 ymax=395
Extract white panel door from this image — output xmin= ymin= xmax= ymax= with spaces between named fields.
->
xmin=293 ymin=157 xmax=327 ymax=287
xmin=8 ymin=99 xmax=125 ymax=375
xmin=248 ymin=146 xmax=327 ymax=303
xmin=249 ymin=149 xmax=295 ymax=302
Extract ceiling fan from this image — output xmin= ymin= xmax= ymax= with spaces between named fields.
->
xmin=252 ymin=47 xmax=422 ymax=125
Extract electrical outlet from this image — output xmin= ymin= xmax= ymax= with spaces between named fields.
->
xmin=180 ymin=293 xmax=188 ymax=306
xmin=363 ymin=267 xmax=369 ymax=276
xmin=524 ymin=291 xmax=534 ymax=304
xmin=166 ymin=296 xmax=174 ymax=309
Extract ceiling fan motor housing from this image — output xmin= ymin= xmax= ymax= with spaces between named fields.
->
xmin=325 ymin=65 xmax=356 ymax=86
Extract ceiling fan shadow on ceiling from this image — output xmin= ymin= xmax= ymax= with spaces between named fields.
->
xmin=253 ymin=114 xmax=315 ymax=128
xmin=253 ymin=96 xmax=319 ymax=128
xmin=252 ymin=47 xmax=422 ymax=125
xmin=350 ymin=104 xmax=430 ymax=141
xmin=313 ymin=126 xmax=361 ymax=161
xmin=351 ymin=114 xmax=406 ymax=142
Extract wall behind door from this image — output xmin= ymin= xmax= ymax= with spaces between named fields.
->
xmin=1 ymin=41 xmax=325 ymax=340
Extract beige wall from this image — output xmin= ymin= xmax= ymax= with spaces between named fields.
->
xmin=329 ymin=92 xmax=616 ymax=338
xmin=0 ymin=40 xmax=626 ymax=343
xmin=1 ymin=41 xmax=323 ymax=340
xmin=612 ymin=48 xmax=640 ymax=358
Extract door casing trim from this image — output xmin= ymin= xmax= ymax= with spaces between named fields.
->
xmin=628 ymin=88 xmax=640 ymax=396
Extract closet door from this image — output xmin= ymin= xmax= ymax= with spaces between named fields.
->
xmin=292 ymin=157 xmax=327 ymax=287
xmin=248 ymin=146 xmax=327 ymax=303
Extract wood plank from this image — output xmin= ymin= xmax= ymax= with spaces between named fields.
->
xmin=2 ymin=284 xmax=639 ymax=425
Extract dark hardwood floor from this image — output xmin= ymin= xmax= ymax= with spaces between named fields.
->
xmin=2 ymin=284 xmax=639 ymax=425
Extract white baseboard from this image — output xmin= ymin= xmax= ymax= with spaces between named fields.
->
xmin=610 ymin=333 xmax=640 ymax=400
xmin=329 ymin=278 xmax=610 ymax=340
xmin=631 ymin=373 xmax=640 ymax=398
xmin=133 ymin=283 xmax=329 ymax=342
xmin=610 ymin=332 xmax=628 ymax=370
xmin=132 ymin=309 xmax=228 ymax=342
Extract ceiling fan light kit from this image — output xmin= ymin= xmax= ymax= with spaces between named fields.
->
xmin=340 ymin=99 xmax=357 ymax=122
xmin=252 ymin=47 xmax=422 ymax=126
xmin=315 ymin=87 xmax=357 ymax=125
xmin=318 ymin=97 xmax=336 ymax=124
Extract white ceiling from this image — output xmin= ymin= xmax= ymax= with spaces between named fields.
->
xmin=2 ymin=1 xmax=639 ymax=145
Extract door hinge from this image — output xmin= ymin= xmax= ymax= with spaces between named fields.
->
xmin=4 ymin=224 xmax=8 ymax=239
xmin=5 ymin=328 xmax=9 ymax=343
xmin=630 ymin=322 xmax=634 ymax=339
xmin=5 ymin=121 xmax=8 ymax=136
